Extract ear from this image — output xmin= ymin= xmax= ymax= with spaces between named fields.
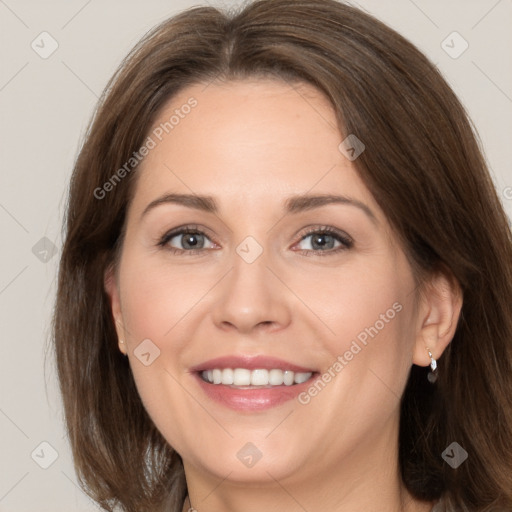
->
xmin=104 ymin=264 xmax=127 ymax=355
xmin=412 ymin=269 xmax=463 ymax=367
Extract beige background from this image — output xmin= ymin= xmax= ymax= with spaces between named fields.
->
xmin=0 ymin=0 xmax=511 ymax=510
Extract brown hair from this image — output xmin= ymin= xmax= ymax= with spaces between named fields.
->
xmin=52 ymin=1 xmax=512 ymax=510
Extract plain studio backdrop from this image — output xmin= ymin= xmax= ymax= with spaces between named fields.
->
xmin=0 ymin=0 xmax=511 ymax=510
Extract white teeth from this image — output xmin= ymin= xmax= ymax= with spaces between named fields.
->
xmin=251 ymin=369 xmax=269 ymax=386
xmin=222 ymin=368 xmax=234 ymax=385
xmin=233 ymin=368 xmax=251 ymax=386
xmin=283 ymin=370 xmax=294 ymax=386
xmin=212 ymin=369 xmax=222 ymax=384
xmin=200 ymin=368 xmax=313 ymax=386
xmin=269 ymin=369 xmax=284 ymax=385
xmin=294 ymin=372 xmax=311 ymax=384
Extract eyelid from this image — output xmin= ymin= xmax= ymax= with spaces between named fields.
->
xmin=157 ymin=224 xmax=353 ymax=255
xmin=157 ymin=224 xmax=219 ymax=251
xmin=291 ymin=225 xmax=353 ymax=252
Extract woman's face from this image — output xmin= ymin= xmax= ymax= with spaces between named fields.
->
xmin=108 ymin=79 xmax=425 ymax=485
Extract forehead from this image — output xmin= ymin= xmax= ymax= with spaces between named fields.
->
xmin=128 ymin=79 xmax=381 ymax=221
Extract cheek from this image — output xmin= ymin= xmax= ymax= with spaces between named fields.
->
xmin=307 ymin=256 xmax=410 ymax=350
xmin=309 ymin=255 xmax=416 ymax=402
xmin=293 ymin=276 xmax=415 ymax=451
xmin=119 ymin=251 xmax=214 ymax=345
xmin=117 ymin=251 xmax=227 ymax=443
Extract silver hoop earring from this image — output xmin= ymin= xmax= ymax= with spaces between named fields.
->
xmin=426 ymin=348 xmax=438 ymax=383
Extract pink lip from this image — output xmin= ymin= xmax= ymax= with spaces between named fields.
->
xmin=190 ymin=355 xmax=316 ymax=373
xmin=190 ymin=355 xmax=317 ymax=412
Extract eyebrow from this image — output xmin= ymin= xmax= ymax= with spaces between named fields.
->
xmin=141 ymin=193 xmax=377 ymax=224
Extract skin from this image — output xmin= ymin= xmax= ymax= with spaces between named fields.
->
xmin=105 ymin=79 xmax=462 ymax=512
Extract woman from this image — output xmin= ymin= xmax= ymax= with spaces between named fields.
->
xmin=52 ymin=1 xmax=512 ymax=511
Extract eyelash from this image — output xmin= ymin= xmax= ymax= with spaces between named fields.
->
xmin=157 ymin=225 xmax=353 ymax=257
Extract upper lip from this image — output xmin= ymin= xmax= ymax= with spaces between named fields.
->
xmin=190 ymin=355 xmax=316 ymax=373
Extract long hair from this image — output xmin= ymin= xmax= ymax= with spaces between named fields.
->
xmin=52 ymin=1 xmax=512 ymax=510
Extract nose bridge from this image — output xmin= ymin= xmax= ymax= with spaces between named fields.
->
xmin=210 ymin=236 xmax=291 ymax=333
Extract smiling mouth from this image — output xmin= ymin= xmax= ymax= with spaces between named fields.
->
xmin=199 ymin=368 xmax=314 ymax=387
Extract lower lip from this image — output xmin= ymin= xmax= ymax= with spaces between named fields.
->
xmin=194 ymin=373 xmax=316 ymax=412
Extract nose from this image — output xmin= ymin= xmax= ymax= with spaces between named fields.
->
xmin=210 ymin=246 xmax=292 ymax=335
